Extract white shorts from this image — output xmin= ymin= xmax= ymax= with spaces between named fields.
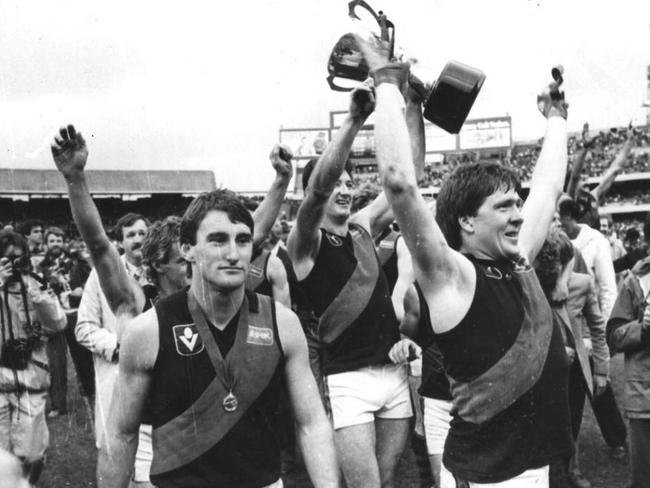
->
xmin=134 ymin=424 xmax=153 ymax=482
xmin=454 ymin=465 xmax=549 ymax=487
xmin=326 ymin=363 xmax=413 ymax=430
xmin=423 ymin=397 xmax=453 ymax=455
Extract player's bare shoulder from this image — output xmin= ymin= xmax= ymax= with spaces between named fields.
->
xmin=274 ymin=301 xmax=305 ymax=357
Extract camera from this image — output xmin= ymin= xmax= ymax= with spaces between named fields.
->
xmin=0 ymin=336 xmax=39 ymax=370
xmin=10 ymin=254 xmax=30 ymax=274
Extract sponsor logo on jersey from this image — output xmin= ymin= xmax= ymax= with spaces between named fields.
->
xmin=246 ymin=325 xmax=274 ymax=346
xmin=172 ymin=323 xmax=205 ymax=356
xmin=249 ymin=265 xmax=264 ymax=278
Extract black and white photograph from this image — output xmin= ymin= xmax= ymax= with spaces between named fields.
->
xmin=0 ymin=0 xmax=649 ymax=487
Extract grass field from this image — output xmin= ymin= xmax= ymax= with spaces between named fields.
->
xmin=40 ymin=356 xmax=631 ymax=487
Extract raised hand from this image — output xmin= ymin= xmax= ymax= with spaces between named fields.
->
xmin=537 ymin=81 xmax=568 ymax=120
xmin=349 ymin=84 xmax=375 ymax=122
xmin=51 ymin=124 xmax=88 ymax=179
xmin=269 ymin=144 xmax=293 ymax=180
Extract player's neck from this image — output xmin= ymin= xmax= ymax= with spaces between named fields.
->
xmin=322 ymin=215 xmax=349 ymax=237
xmin=189 ymin=281 xmax=244 ymax=329
xmin=156 ymin=275 xmax=177 ymax=298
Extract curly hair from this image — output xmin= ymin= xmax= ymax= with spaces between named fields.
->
xmin=351 ymin=183 xmax=380 ymax=213
xmin=533 ymin=228 xmax=574 ymax=300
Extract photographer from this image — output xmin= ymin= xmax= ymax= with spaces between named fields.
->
xmin=0 ymin=230 xmax=67 ymax=484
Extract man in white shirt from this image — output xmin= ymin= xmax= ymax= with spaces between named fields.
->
xmin=559 ymin=198 xmax=616 ymax=319
xmin=75 ymin=213 xmax=149 ymax=449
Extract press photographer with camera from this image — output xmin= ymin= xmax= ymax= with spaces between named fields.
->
xmin=0 ymin=230 xmax=67 ymax=485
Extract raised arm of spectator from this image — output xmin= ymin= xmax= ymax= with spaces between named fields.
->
xmin=566 ymin=123 xmax=592 ymax=197
xmin=519 ymin=85 xmax=569 ymax=263
xmin=591 ymin=131 xmax=634 ymax=203
xmin=252 ymin=145 xmax=293 ymax=249
xmin=357 ymin=37 xmax=475 ymax=329
xmin=51 ymin=125 xmax=142 ymax=317
xmin=288 ymin=88 xmax=373 ymax=279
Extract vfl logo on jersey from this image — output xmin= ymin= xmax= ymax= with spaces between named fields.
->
xmin=249 ymin=265 xmax=264 ymax=279
xmin=326 ymin=233 xmax=343 ymax=247
xmin=172 ymin=324 xmax=205 ymax=356
xmin=246 ymin=326 xmax=274 ymax=346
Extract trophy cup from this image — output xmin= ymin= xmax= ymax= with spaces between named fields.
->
xmin=326 ymin=0 xmax=486 ymax=134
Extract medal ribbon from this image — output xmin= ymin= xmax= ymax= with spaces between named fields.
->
xmin=188 ymin=292 xmax=243 ymax=408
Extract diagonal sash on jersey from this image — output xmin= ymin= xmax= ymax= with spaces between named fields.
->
xmin=318 ymin=226 xmax=379 ymax=345
xmin=246 ymin=249 xmax=271 ymax=292
xmin=448 ymin=266 xmax=554 ymax=424
xmin=150 ymin=292 xmax=279 ymax=475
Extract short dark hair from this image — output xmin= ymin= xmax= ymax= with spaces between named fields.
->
xmin=44 ymin=226 xmax=65 ymax=243
xmin=113 ymin=213 xmax=149 ymax=242
xmin=302 ymin=157 xmax=354 ymax=192
xmin=142 ymin=216 xmax=181 ymax=283
xmin=435 ymin=162 xmax=521 ymax=251
xmin=558 ymin=198 xmax=581 ymax=220
xmin=19 ymin=219 xmax=43 ymax=237
xmin=644 ymin=213 xmax=650 ymax=244
xmin=626 ymin=227 xmax=641 ymax=243
xmin=0 ymin=230 xmax=29 ymax=259
xmin=180 ymin=189 xmax=254 ymax=246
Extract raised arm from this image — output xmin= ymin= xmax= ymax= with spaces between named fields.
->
xmin=358 ymin=39 xmax=473 ymax=312
xmin=277 ymin=304 xmax=339 ymax=488
xmin=287 ymin=88 xmax=373 ymax=279
xmin=51 ymin=125 xmax=141 ymax=317
xmin=266 ymin=254 xmax=291 ymax=308
xmin=519 ymin=84 xmax=569 ymax=263
xmin=350 ymin=79 xmax=425 ymax=238
xmin=566 ymin=123 xmax=593 ymax=197
xmin=591 ymin=130 xmax=634 ymax=203
xmin=97 ymin=310 xmax=157 ymax=488
xmin=252 ymin=144 xmax=293 ymax=249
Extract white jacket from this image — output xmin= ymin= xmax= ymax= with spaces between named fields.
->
xmin=571 ymin=224 xmax=617 ymax=320
xmin=75 ymin=255 xmax=147 ymax=448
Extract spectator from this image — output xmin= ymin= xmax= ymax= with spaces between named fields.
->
xmin=559 ymin=198 xmax=617 ymax=320
xmin=0 ymin=230 xmax=67 ymax=484
xmin=607 ymin=221 xmax=650 ymax=487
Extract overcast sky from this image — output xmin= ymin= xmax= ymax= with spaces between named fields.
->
xmin=0 ymin=0 xmax=649 ymax=191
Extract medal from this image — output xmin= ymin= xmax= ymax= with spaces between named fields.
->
xmin=223 ymin=391 xmax=238 ymax=412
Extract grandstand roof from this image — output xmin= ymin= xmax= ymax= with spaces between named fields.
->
xmin=0 ymin=169 xmax=216 ymax=196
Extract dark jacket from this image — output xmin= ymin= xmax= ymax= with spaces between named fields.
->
xmin=606 ymin=256 xmax=650 ymax=418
